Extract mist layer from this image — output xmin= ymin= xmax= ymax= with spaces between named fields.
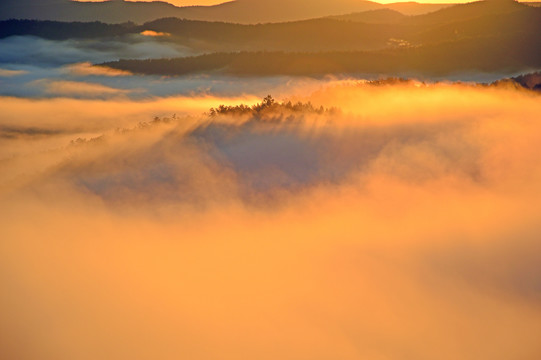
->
xmin=1 ymin=81 xmax=541 ymax=360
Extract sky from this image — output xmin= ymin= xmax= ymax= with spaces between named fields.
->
xmin=78 ymin=0 xmax=227 ymax=5
xmin=76 ymin=0 xmax=539 ymax=7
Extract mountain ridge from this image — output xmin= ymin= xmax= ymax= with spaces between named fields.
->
xmin=0 ymin=0 xmax=453 ymax=24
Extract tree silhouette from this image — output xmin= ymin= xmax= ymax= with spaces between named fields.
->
xmin=208 ymin=95 xmax=336 ymax=118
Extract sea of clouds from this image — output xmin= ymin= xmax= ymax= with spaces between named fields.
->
xmin=1 ymin=76 xmax=540 ymax=359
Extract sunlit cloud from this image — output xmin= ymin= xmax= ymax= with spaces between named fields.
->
xmin=33 ymin=79 xmax=137 ymax=98
xmin=140 ymin=30 xmax=171 ymax=37
xmin=1 ymin=80 xmax=540 ymax=360
xmin=64 ymin=62 xmax=133 ymax=77
xmin=0 ymin=68 xmax=28 ymax=77
xmin=0 ymin=36 xmax=193 ymax=67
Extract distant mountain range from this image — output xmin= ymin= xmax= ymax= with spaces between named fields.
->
xmin=1 ymin=0 xmax=539 ymax=77
xmin=98 ymin=1 xmax=540 ymax=77
xmin=2 ymin=1 xmax=539 ymax=52
xmin=0 ymin=0 xmax=454 ymax=24
xmin=100 ymin=33 xmax=541 ymax=77
xmin=333 ymin=0 xmax=527 ymax=24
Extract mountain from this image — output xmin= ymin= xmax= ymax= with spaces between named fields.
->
xmin=96 ymin=3 xmax=541 ymax=77
xmin=175 ymin=0 xmax=385 ymax=23
xmin=0 ymin=19 xmax=136 ymax=40
xmin=402 ymin=0 xmax=528 ymax=25
xmin=331 ymin=1 xmax=533 ymax=26
xmin=140 ymin=17 xmax=419 ymax=52
xmin=0 ymin=17 xmax=419 ymax=52
xmin=3 ymin=0 xmax=539 ymax=54
xmin=0 ymin=0 xmax=185 ymax=24
xmin=512 ymin=72 xmax=541 ymax=90
xmin=329 ymin=9 xmax=407 ymax=24
xmin=100 ymin=29 xmax=541 ymax=77
xmin=0 ymin=0 xmax=451 ymax=24
xmin=384 ymin=2 xmax=453 ymax=15
xmin=410 ymin=6 xmax=541 ymax=44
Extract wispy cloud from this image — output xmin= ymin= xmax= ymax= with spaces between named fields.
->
xmin=64 ymin=62 xmax=133 ymax=77
xmin=0 ymin=68 xmax=28 ymax=77
xmin=0 ymin=36 xmax=193 ymax=66
xmin=32 ymin=79 xmax=137 ymax=98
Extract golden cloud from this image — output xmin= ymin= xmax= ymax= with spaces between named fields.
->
xmin=140 ymin=30 xmax=171 ymax=37
xmin=0 ymin=68 xmax=28 ymax=77
xmin=1 ymin=80 xmax=540 ymax=360
xmin=33 ymin=79 xmax=136 ymax=97
xmin=65 ymin=62 xmax=133 ymax=77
